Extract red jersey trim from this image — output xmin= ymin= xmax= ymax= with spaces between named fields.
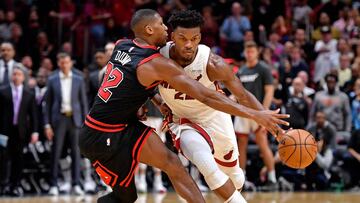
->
xmin=132 ymin=39 xmax=158 ymax=50
xmin=214 ymin=158 xmax=238 ymax=167
xmin=86 ymin=115 xmax=126 ymax=128
xmin=93 ymin=161 xmax=119 ymax=187
xmin=138 ymin=53 xmax=162 ymax=66
xmin=145 ymin=80 xmax=162 ymax=90
xmin=84 ymin=120 xmax=125 ymax=133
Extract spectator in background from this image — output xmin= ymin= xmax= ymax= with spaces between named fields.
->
xmin=220 ymin=1 xmax=250 ymax=60
xmin=31 ymin=32 xmax=55 ymax=71
xmin=310 ymin=73 xmax=352 ymax=132
xmin=293 ymin=28 xmax=314 ymax=63
xmin=9 ymin=22 xmax=25 ymax=59
xmin=305 ymin=111 xmax=335 ymax=191
xmin=61 ymin=41 xmax=83 ymax=71
xmin=292 ymin=0 xmax=312 ymax=29
xmin=271 ymin=16 xmax=289 ymax=41
xmin=343 ymin=62 xmax=360 ymax=95
xmin=49 ymin=0 xmax=76 ymax=42
xmin=267 ymin=32 xmax=284 ymax=59
xmin=337 ymin=54 xmax=352 ymax=88
xmin=313 ymin=26 xmax=338 ymax=85
xmin=88 ymin=49 xmax=107 ymax=107
xmin=44 ymin=53 xmax=88 ymax=196
xmin=40 ymin=57 xmax=54 ymax=72
xmin=0 ymin=66 xmax=38 ymax=196
xmin=333 ymin=8 xmax=355 ymax=35
xmin=201 ymin=6 xmax=219 ymax=49
xmin=0 ymin=42 xmax=21 ymax=87
xmin=84 ymin=0 xmax=111 ymax=48
xmin=33 ymin=68 xmax=48 ymax=141
xmin=234 ymin=41 xmax=277 ymax=190
xmin=290 ymin=46 xmax=309 ymax=78
xmin=294 ymin=70 xmax=315 ymax=98
xmin=285 ymin=77 xmax=310 ymax=129
xmin=345 ymin=129 xmax=360 ymax=189
xmin=320 ymin=0 xmax=345 ymax=24
xmin=351 ymin=78 xmax=360 ymax=131
xmin=0 ymin=10 xmax=16 ymax=42
xmin=336 ymin=39 xmax=354 ymax=62
xmin=312 ymin=12 xmax=341 ymax=41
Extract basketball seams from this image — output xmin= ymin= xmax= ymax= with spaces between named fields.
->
xmin=304 ymin=133 xmax=316 ymax=162
xmin=278 ymin=143 xmax=317 ymax=150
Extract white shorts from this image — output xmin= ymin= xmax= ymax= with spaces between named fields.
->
xmin=233 ymin=116 xmax=261 ymax=136
xmin=170 ymin=111 xmax=239 ymax=167
xmin=142 ymin=117 xmax=166 ymax=142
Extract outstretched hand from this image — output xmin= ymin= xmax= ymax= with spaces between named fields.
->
xmin=252 ymin=109 xmax=290 ymax=139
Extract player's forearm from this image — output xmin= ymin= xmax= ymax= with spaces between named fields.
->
xmin=151 ymin=93 xmax=163 ymax=106
xmin=202 ymin=91 xmax=257 ymax=120
xmin=243 ymin=90 xmax=265 ymax=110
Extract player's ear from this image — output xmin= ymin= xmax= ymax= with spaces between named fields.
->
xmin=145 ymin=25 xmax=154 ymax=35
xmin=171 ymin=32 xmax=175 ymax=41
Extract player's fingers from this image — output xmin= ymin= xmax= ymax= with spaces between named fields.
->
xmin=273 ymin=113 xmax=290 ymax=119
xmin=273 ymin=118 xmax=289 ymax=126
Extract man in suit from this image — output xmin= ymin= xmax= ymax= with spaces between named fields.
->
xmin=0 ymin=65 xmax=38 ymax=196
xmin=0 ymin=42 xmax=21 ymax=87
xmin=44 ymin=52 xmax=88 ymax=196
xmin=88 ymin=49 xmax=107 ymax=107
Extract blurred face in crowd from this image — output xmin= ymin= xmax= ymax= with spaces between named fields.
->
xmin=325 ymin=75 xmax=337 ymax=93
xmin=244 ymin=31 xmax=254 ymax=42
xmin=315 ymin=111 xmax=326 ymax=128
xmin=37 ymin=32 xmax=49 ymax=46
xmin=12 ymin=68 xmax=25 ymax=86
xmin=354 ymin=78 xmax=360 ymax=97
xmin=41 ymin=58 xmax=53 ymax=71
xmin=292 ymin=77 xmax=304 ymax=95
xmin=297 ymin=71 xmax=309 ymax=84
xmin=95 ymin=51 xmax=107 ymax=68
xmin=321 ymin=32 xmax=332 ymax=43
xmin=269 ymin=33 xmax=280 ymax=43
xmin=10 ymin=23 xmax=22 ymax=38
xmin=337 ymin=39 xmax=348 ymax=53
xmin=58 ymin=56 xmax=73 ymax=75
xmin=105 ymin=42 xmax=115 ymax=60
xmin=319 ymin=12 xmax=330 ymax=25
xmin=291 ymin=47 xmax=302 ymax=61
xmin=340 ymin=55 xmax=350 ymax=69
xmin=62 ymin=42 xmax=72 ymax=54
xmin=6 ymin=11 xmax=15 ymax=22
xmin=36 ymin=68 xmax=48 ymax=88
xmin=1 ymin=43 xmax=15 ymax=62
xmin=0 ymin=10 xmax=4 ymax=22
xmin=295 ymin=29 xmax=305 ymax=42
xmin=21 ymin=56 xmax=33 ymax=71
xmin=171 ymin=26 xmax=201 ymax=62
xmin=244 ymin=46 xmax=259 ymax=63
xmin=231 ymin=2 xmax=242 ymax=16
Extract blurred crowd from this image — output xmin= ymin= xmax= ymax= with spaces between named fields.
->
xmin=0 ymin=0 xmax=360 ymax=197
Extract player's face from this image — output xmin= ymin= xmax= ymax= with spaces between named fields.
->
xmin=151 ymin=14 xmax=168 ymax=47
xmin=171 ymin=27 xmax=201 ymax=61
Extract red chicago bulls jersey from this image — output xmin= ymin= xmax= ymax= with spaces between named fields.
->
xmin=88 ymin=39 xmax=161 ymax=124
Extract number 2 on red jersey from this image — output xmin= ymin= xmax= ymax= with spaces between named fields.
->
xmin=98 ymin=62 xmax=124 ymax=102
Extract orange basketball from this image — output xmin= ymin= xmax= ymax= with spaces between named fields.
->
xmin=278 ymin=129 xmax=318 ymax=169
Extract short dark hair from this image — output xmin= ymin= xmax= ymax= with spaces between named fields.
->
xmin=57 ymin=52 xmax=71 ymax=60
xmin=325 ymin=73 xmax=338 ymax=83
xmin=244 ymin=41 xmax=258 ymax=49
xmin=130 ymin=9 xmax=158 ymax=31
xmin=168 ymin=10 xmax=204 ymax=30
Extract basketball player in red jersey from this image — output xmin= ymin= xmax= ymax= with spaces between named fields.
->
xmin=79 ymin=9 xmax=288 ymax=203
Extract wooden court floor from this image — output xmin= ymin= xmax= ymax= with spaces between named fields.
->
xmin=1 ymin=192 xmax=360 ymax=203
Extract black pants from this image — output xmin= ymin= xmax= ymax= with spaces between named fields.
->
xmin=1 ymin=126 xmax=25 ymax=188
xmin=50 ymin=115 xmax=81 ymax=186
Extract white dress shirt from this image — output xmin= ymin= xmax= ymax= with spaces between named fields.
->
xmin=59 ymin=71 xmax=73 ymax=113
xmin=0 ymin=59 xmax=15 ymax=84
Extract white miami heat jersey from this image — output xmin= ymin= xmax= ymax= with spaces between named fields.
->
xmin=158 ymin=42 xmax=218 ymax=123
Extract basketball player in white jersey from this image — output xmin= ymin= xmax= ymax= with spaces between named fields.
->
xmin=155 ymin=10 xmax=289 ymax=203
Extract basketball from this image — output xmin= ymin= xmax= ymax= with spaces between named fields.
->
xmin=278 ymin=129 xmax=318 ymax=169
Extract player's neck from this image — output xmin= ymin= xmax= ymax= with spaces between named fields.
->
xmin=133 ymin=37 xmax=155 ymax=47
xmin=169 ymin=45 xmax=196 ymax=67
